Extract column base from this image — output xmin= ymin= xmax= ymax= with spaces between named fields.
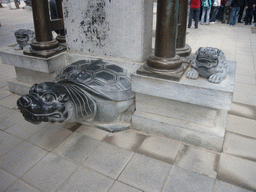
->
xmin=24 ymin=45 xmax=66 ymax=58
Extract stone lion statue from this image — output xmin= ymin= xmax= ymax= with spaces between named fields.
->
xmin=14 ymin=29 xmax=35 ymax=51
xmin=186 ymin=47 xmax=228 ymax=84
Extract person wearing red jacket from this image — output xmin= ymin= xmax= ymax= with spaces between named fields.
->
xmin=188 ymin=0 xmax=201 ymax=28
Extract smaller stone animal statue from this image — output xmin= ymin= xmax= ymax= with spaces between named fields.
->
xmin=186 ymin=47 xmax=227 ymax=84
xmin=17 ymin=60 xmax=135 ymax=132
xmin=14 ymin=29 xmax=35 ymax=51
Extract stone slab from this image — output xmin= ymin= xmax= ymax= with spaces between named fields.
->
xmin=56 ymin=166 xmax=114 ymax=192
xmin=217 ymin=153 xmax=256 ymax=191
xmin=7 ymin=78 xmax=32 ymax=95
xmin=0 ymin=169 xmax=17 ymax=192
xmin=0 ymin=48 xmax=67 ymax=73
xmin=214 ymin=180 xmax=253 ymax=192
xmin=109 ymin=181 xmax=143 ymax=192
xmin=132 ymin=61 xmax=236 ymax=110
xmin=132 ymin=111 xmax=224 ymax=151
xmin=63 ymin=0 xmax=153 ymax=62
xmin=5 ymin=180 xmax=40 ymax=192
xmin=83 ymin=143 xmax=134 ymax=179
xmin=22 ymin=153 xmax=78 ymax=192
xmin=0 ymin=142 xmax=48 ymax=177
xmin=175 ymin=145 xmax=220 ymax=178
xmin=136 ymin=136 xmax=181 ymax=164
xmin=162 ymin=166 xmax=215 ymax=192
xmin=135 ymin=93 xmax=227 ymax=136
xmin=223 ymin=132 xmax=256 ymax=161
xmin=0 ymin=131 xmax=23 ymax=156
xmin=118 ymin=153 xmax=172 ymax=192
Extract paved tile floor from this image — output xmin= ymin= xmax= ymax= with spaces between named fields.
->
xmin=0 ymin=3 xmax=256 ymax=192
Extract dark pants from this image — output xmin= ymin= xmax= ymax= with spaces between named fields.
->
xmin=217 ymin=6 xmax=225 ymax=21
xmin=244 ymin=7 xmax=253 ymax=24
xmin=222 ymin=6 xmax=231 ymax=23
xmin=210 ymin=6 xmax=219 ymax=22
xmin=188 ymin=8 xmax=200 ymax=28
xmin=238 ymin=5 xmax=245 ymax=22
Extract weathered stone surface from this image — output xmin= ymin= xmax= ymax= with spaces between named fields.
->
xmin=63 ymin=0 xmax=153 ymax=62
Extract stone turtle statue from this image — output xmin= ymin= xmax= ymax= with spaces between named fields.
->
xmin=17 ymin=60 xmax=135 ymax=132
xmin=186 ymin=47 xmax=227 ymax=84
xmin=14 ymin=29 xmax=35 ymax=51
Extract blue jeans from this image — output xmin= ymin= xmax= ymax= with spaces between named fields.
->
xmin=188 ymin=8 xmax=200 ymax=28
xmin=210 ymin=6 xmax=218 ymax=22
xmin=230 ymin=7 xmax=240 ymax=25
xmin=201 ymin=8 xmax=211 ymax=24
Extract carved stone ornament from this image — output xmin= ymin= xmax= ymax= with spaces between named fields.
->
xmin=186 ymin=47 xmax=228 ymax=84
xmin=14 ymin=29 xmax=35 ymax=51
xmin=17 ymin=60 xmax=135 ymax=131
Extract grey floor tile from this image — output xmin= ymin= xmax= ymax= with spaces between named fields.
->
xmin=56 ymin=166 xmax=114 ymax=192
xmin=5 ymin=120 xmax=44 ymax=140
xmin=223 ymin=132 xmax=256 ymax=161
xmin=22 ymin=153 xmax=78 ymax=192
xmin=217 ymin=153 xmax=256 ymax=191
xmin=136 ymin=136 xmax=181 ymax=164
xmin=108 ymin=181 xmax=143 ymax=192
xmin=162 ymin=166 xmax=215 ymax=192
xmin=0 ymin=142 xmax=48 ymax=177
xmin=0 ymin=169 xmax=17 ymax=192
xmin=27 ymin=124 xmax=72 ymax=151
xmin=0 ymin=94 xmax=20 ymax=109
xmin=53 ymin=132 xmax=101 ymax=164
xmin=0 ymin=89 xmax=12 ymax=100
xmin=118 ymin=153 xmax=172 ymax=192
xmin=175 ymin=145 xmax=219 ymax=178
xmin=0 ymin=105 xmax=8 ymax=115
xmin=76 ymin=124 xmax=109 ymax=140
xmin=226 ymin=114 xmax=256 ymax=137
xmin=103 ymin=130 xmax=147 ymax=151
xmin=235 ymin=74 xmax=256 ymax=85
xmin=0 ymin=110 xmax=23 ymax=130
xmin=83 ymin=143 xmax=133 ymax=179
xmin=214 ymin=180 xmax=253 ymax=192
xmin=5 ymin=180 xmax=40 ymax=192
xmin=0 ymin=131 xmax=23 ymax=157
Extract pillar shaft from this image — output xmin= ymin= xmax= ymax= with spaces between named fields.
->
xmin=176 ymin=0 xmax=188 ymax=49
xmin=155 ymin=0 xmax=179 ymax=58
xmin=32 ymin=0 xmax=53 ymax=42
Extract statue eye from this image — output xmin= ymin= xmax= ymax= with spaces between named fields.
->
xmin=42 ymin=93 xmax=56 ymax=103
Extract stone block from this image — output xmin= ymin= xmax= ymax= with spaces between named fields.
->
xmin=63 ymin=0 xmax=153 ymax=62
xmin=132 ymin=111 xmax=225 ymax=152
xmin=0 ymin=48 xmax=67 ymax=73
xmin=7 ymin=78 xmax=32 ymax=95
xmin=251 ymin=26 xmax=256 ymax=34
xmin=132 ymin=61 xmax=236 ymax=110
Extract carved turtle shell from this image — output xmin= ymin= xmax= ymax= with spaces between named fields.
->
xmin=55 ymin=60 xmax=134 ymax=101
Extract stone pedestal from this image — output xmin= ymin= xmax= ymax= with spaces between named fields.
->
xmin=132 ymin=61 xmax=236 ymax=151
xmin=0 ymin=48 xmax=67 ymax=95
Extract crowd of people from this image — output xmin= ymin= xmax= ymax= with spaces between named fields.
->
xmin=188 ymin=0 xmax=256 ymax=28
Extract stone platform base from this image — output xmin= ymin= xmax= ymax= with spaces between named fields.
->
xmin=132 ymin=61 xmax=235 ymax=152
xmin=0 ymin=48 xmax=67 ymax=95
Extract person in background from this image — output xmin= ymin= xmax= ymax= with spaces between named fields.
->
xmin=188 ymin=0 xmax=201 ymax=28
xmin=217 ymin=0 xmax=227 ymax=21
xmin=244 ymin=0 xmax=256 ymax=25
xmin=230 ymin=0 xmax=242 ymax=25
xmin=201 ymin=0 xmax=212 ymax=24
xmin=237 ymin=0 xmax=245 ymax=22
xmin=210 ymin=0 xmax=221 ymax=22
xmin=222 ymin=0 xmax=233 ymax=24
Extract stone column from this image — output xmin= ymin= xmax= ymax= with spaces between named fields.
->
xmin=24 ymin=0 xmax=65 ymax=58
xmin=138 ymin=0 xmax=187 ymax=81
xmin=55 ymin=0 xmax=66 ymax=46
xmin=176 ymin=0 xmax=192 ymax=59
